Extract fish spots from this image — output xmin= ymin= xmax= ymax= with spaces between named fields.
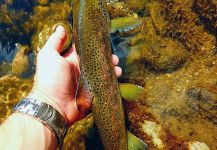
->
xmin=74 ymin=0 xmax=127 ymax=149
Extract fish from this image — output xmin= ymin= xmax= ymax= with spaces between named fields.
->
xmin=73 ymin=0 xmax=147 ymax=149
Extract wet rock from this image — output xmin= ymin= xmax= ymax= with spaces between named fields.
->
xmin=107 ymin=2 xmax=136 ymax=19
xmin=34 ymin=21 xmax=72 ymax=52
xmin=142 ymin=121 xmax=166 ymax=149
xmin=186 ymin=85 xmax=217 ymax=125
xmin=111 ymin=16 xmax=143 ymax=36
xmin=11 ymin=44 xmax=32 ymax=78
xmin=193 ymin=0 xmax=217 ymax=36
xmin=161 ymin=0 xmax=216 ymax=53
xmin=187 ymin=86 xmax=216 ymax=103
xmin=63 ymin=114 xmax=94 ymax=150
xmin=124 ymin=102 xmax=188 ymax=149
xmin=123 ymin=0 xmax=147 ymax=12
xmin=0 ymin=3 xmax=33 ymax=45
xmin=188 ymin=141 xmax=210 ymax=150
xmin=0 ymin=75 xmax=33 ymax=121
xmin=140 ymin=36 xmax=188 ymax=73
xmin=146 ymin=1 xmax=167 ymax=35
xmin=0 ymin=61 xmax=11 ymax=77
xmin=37 ymin=0 xmax=49 ymax=5
xmin=30 ymin=2 xmax=71 ymax=52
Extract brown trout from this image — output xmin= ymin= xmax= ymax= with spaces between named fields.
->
xmin=73 ymin=0 xmax=127 ymax=149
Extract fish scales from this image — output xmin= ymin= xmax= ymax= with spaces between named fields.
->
xmin=73 ymin=0 xmax=127 ymax=149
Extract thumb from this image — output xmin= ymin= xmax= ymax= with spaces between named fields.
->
xmin=42 ymin=25 xmax=67 ymax=53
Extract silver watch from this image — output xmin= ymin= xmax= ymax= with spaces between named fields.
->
xmin=12 ymin=98 xmax=68 ymax=145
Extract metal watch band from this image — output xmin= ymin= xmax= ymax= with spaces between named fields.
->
xmin=12 ymin=98 xmax=68 ymax=144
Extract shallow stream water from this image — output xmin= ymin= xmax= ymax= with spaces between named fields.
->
xmin=0 ymin=0 xmax=217 ymax=149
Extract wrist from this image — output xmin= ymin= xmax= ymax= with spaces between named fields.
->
xmin=27 ymin=88 xmax=83 ymax=126
xmin=27 ymin=89 xmax=68 ymax=123
xmin=4 ymin=113 xmax=57 ymax=150
xmin=12 ymin=97 xmax=68 ymax=145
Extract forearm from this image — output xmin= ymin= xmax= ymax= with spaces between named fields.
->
xmin=0 ymin=113 xmax=57 ymax=150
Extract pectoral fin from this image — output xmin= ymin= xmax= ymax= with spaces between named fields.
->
xmin=119 ymin=83 xmax=145 ymax=101
xmin=76 ymin=78 xmax=93 ymax=115
xmin=127 ymin=131 xmax=148 ymax=150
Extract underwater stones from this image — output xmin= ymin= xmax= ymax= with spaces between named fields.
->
xmin=0 ymin=75 xmax=33 ymax=121
xmin=146 ymin=1 xmax=167 ymax=35
xmin=30 ymin=2 xmax=71 ymax=52
xmin=186 ymin=85 xmax=217 ymax=125
xmin=37 ymin=0 xmax=49 ymax=5
xmin=124 ymin=102 xmax=189 ymax=149
xmin=140 ymin=37 xmax=188 ymax=73
xmin=30 ymin=2 xmax=70 ymax=25
xmin=187 ymin=85 xmax=216 ymax=103
xmin=111 ymin=17 xmax=143 ymax=36
xmin=107 ymin=2 xmax=135 ymax=19
xmin=6 ymin=88 xmax=20 ymax=106
xmin=162 ymin=0 xmax=216 ymax=53
xmin=34 ymin=21 xmax=72 ymax=52
xmin=0 ymin=61 xmax=11 ymax=77
xmin=0 ymin=104 xmax=8 ymax=118
xmin=63 ymin=114 xmax=94 ymax=150
xmin=0 ymin=3 xmax=32 ymax=45
xmin=11 ymin=44 xmax=32 ymax=77
xmin=193 ymin=0 xmax=217 ymax=36
xmin=123 ymin=0 xmax=147 ymax=12
xmin=188 ymin=141 xmax=210 ymax=150
xmin=141 ymin=121 xmax=165 ymax=149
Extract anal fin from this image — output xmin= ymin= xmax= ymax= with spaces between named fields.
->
xmin=76 ymin=78 xmax=93 ymax=115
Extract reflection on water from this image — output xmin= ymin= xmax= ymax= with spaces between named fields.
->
xmin=0 ymin=0 xmax=217 ymax=149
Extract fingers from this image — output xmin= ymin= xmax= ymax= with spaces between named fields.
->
xmin=112 ymin=54 xmax=119 ymax=66
xmin=42 ymin=26 xmax=67 ymax=53
xmin=115 ymin=66 xmax=122 ymax=78
xmin=112 ymin=54 xmax=122 ymax=77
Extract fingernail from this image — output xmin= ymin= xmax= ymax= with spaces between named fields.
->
xmin=55 ymin=25 xmax=65 ymax=33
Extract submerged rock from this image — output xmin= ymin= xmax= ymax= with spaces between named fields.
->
xmin=107 ymin=2 xmax=136 ymax=19
xmin=139 ymin=36 xmax=188 ymax=73
xmin=193 ymin=0 xmax=217 ymax=36
xmin=123 ymin=0 xmax=147 ymax=13
xmin=37 ymin=0 xmax=49 ymax=5
xmin=188 ymin=141 xmax=210 ymax=150
xmin=0 ymin=75 xmax=33 ymax=123
xmin=0 ymin=1 xmax=34 ymax=45
xmin=146 ymin=1 xmax=167 ymax=35
xmin=111 ymin=16 xmax=143 ymax=36
xmin=186 ymin=85 xmax=217 ymax=125
xmin=11 ymin=44 xmax=32 ymax=78
xmin=162 ymin=0 xmax=216 ymax=53
xmin=0 ymin=61 xmax=11 ymax=77
xmin=63 ymin=114 xmax=94 ymax=150
xmin=34 ymin=21 xmax=72 ymax=52
xmin=30 ymin=1 xmax=71 ymax=52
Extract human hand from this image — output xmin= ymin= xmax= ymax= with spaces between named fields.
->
xmin=29 ymin=26 xmax=122 ymax=126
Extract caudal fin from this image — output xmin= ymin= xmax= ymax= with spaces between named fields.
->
xmin=127 ymin=131 xmax=148 ymax=150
